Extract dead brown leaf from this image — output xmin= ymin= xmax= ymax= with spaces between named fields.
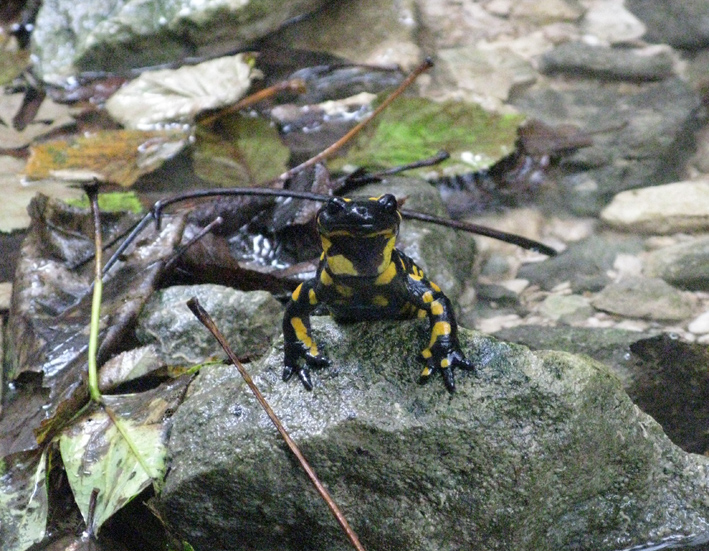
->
xmin=25 ymin=129 xmax=189 ymax=187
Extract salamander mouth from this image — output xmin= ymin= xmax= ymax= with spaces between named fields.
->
xmin=321 ymin=228 xmax=397 ymax=240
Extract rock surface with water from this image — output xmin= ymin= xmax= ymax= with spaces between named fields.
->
xmin=136 ymin=285 xmax=283 ymax=365
xmin=159 ymin=316 xmax=709 ymax=551
xmin=31 ymin=0 xmax=331 ymax=85
xmin=511 ymin=78 xmax=700 ymax=216
xmin=601 ymin=181 xmax=709 ymax=234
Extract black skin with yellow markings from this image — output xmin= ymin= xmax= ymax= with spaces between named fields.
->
xmin=283 ymin=194 xmax=475 ymax=393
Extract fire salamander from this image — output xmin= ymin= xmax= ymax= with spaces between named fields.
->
xmin=283 ymin=194 xmax=475 ymax=393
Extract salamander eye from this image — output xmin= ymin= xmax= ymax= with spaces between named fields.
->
xmin=323 ymin=197 xmax=347 ymax=216
xmin=378 ymin=194 xmax=398 ymax=214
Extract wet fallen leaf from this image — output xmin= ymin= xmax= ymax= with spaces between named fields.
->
xmin=59 ymin=377 xmax=189 ymax=534
xmin=0 ymin=449 xmax=49 ymax=551
xmin=97 ymin=345 xmax=163 ymax=392
xmin=2 ymin=195 xmax=184 ymax=457
xmin=0 ymin=47 xmax=29 ymax=87
xmin=329 ymin=96 xmax=524 ymax=175
xmin=24 ymin=129 xmax=189 ymax=187
xmin=194 ymin=113 xmax=289 ymax=187
xmin=0 ymin=156 xmax=85 ymax=233
xmin=105 ymin=53 xmax=256 ymax=129
xmin=0 ymin=92 xmax=75 ymax=150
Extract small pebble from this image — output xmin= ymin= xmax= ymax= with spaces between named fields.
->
xmin=688 ymin=311 xmax=709 ymax=334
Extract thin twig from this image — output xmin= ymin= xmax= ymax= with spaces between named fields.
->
xmin=278 ymin=58 xmax=434 ymax=183
xmin=186 ymin=297 xmax=367 ymax=551
xmin=162 ymin=216 xmax=223 ymax=273
xmin=197 ymin=78 xmax=306 ymax=126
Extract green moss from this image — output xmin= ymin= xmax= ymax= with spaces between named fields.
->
xmin=330 ymin=97 xmax=524 ymax=175
xmin=65 ymin=191 xmax=144 ymax=213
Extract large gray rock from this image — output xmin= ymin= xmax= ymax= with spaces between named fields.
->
xmin=540 ymin=42 xmax=674 ymax=81
xmin=136 ymin=284 xmax=283 ymax=365
xmin=626 ymin=0 xmax=709 ymax=50
xmin=31 ymin=0 xmax=330 ymax=85
xmin=591 ymin=276 xmax=698 ymax=321
xmin=159 ymin=317 xmax=709 ymax=551
xmin=600 ymin=181 xmax=709 ymax=234
xmin=512 ymin=78 xmax=700 ymax=215
xmin=644 ymin=235 xmax=709 ymax=291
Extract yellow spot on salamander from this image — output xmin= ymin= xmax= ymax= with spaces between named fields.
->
xmin=422 ymin=291 xmax=434 ymax=303
xmin=440 ymin=358 xmax=450 ymax=368
xmin=291 ymin=283 xmax=303 ymax=302
xmin=417 ymin=309 xmax=427 ymax=318
xmin=320 ymin=269 xmax=333 ymax=286
xmin=328 ymin=254 xmax=358 ymax=275
xmin=429 ymin=321 xmax=451 ymax=347
xmin=421 ymin=366 xmax=431 ymax=377
xmin=430 ymin=301 xmax=443 ymax=316
xmin=308 ymin=289 xmax=317 ymax=305
xmin=375 ymin=261 xmax=397 ymax=285
xmin=430 ymin=281 xmax=441 ymax=292
xmin=377 ymin=236 xmax=397 ymax=274
xmin=421 ymin=348 xmax=432 ymax=359
xmin=291 ymin=317 xmax=312 ymax=348
xmin=321 ymin=236 xmax=332 ymax=255
xmin=372 ymin=295 xmax=389 ymax=306
xmin=336 ymin=284 xmax=353 ymax=297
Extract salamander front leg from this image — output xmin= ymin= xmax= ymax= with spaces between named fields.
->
xmin=405 ymin=267 xmax=475 ymax=393
xmin=282 ymin=281 xmax=330 ymax=390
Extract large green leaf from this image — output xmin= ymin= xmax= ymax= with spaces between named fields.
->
xmin=0 ymin=450 xmax=48 ymax=551
xmin=194 ymin=113 xmax=290 ymax=187
xmin=330 ymin=96 xmax=525 ymax=175
xmin=59 ymin=377 xmax=189 ymax=534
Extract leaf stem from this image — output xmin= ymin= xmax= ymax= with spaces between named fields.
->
xmin=84 ymin=181 xmax=104 ymax=404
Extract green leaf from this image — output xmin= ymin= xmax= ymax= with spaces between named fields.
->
xmin=330 ymin=97 xmax=525 ymax=175
xmin=0 ymin=450 xmax=48 ymax=551
xmin=194 ymin=113 xmax=290 ymax=187
xmin=58 ymin=377 xmax=189 ymax=534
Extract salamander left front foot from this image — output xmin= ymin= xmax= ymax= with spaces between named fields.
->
xmin=418 ymin=348 xmax=475 ymax=393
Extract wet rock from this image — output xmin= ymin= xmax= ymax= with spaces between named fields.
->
xmin=436 ymin=46 xmax=537 ymax=111
xmin=517 ymin=234 xmax=643 ymax=292
xmin=476 ymin=283 xmax=520 ymax=307
xmin=263 ymin=0 xmax=421 ymax=70
xmin=538 ymin=293 xmax=593 ymax=323
xmin=591 ymin=276 xmax=697 ymax=321
xmin=644 ymin=236 xmax=709 ymax=291
xmin=509 ymin=0 xmax=584 ymax=24
xmin=492 ymin=324 xmax=651 ymax=387
xmin=580 ymin=0 xmax=646 ymax=45
xmin=31 ymin=0 xmax=330 ymax=85
xmin=601 ymin=181 xmax=709 ymax=234
xmin=512 ymin=79 xmax=700 ymax=215
xmin=136 ymin=284 xmax=283 ymax=365
xmin=540 ymin=42 xmax=675 ymax=81
xmin=626 ymin=0 xmax=709 ymax=50
xmin=160 ymin=317 xmax=709 ymax=551
xmin=628 ymin=334 xmax=709 ymax=454
xmin=689 ymin=311 xmax=709 ymax=335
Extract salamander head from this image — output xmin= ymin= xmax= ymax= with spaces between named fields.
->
xmin=316 ymin=195 xmax=401 ymax=277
